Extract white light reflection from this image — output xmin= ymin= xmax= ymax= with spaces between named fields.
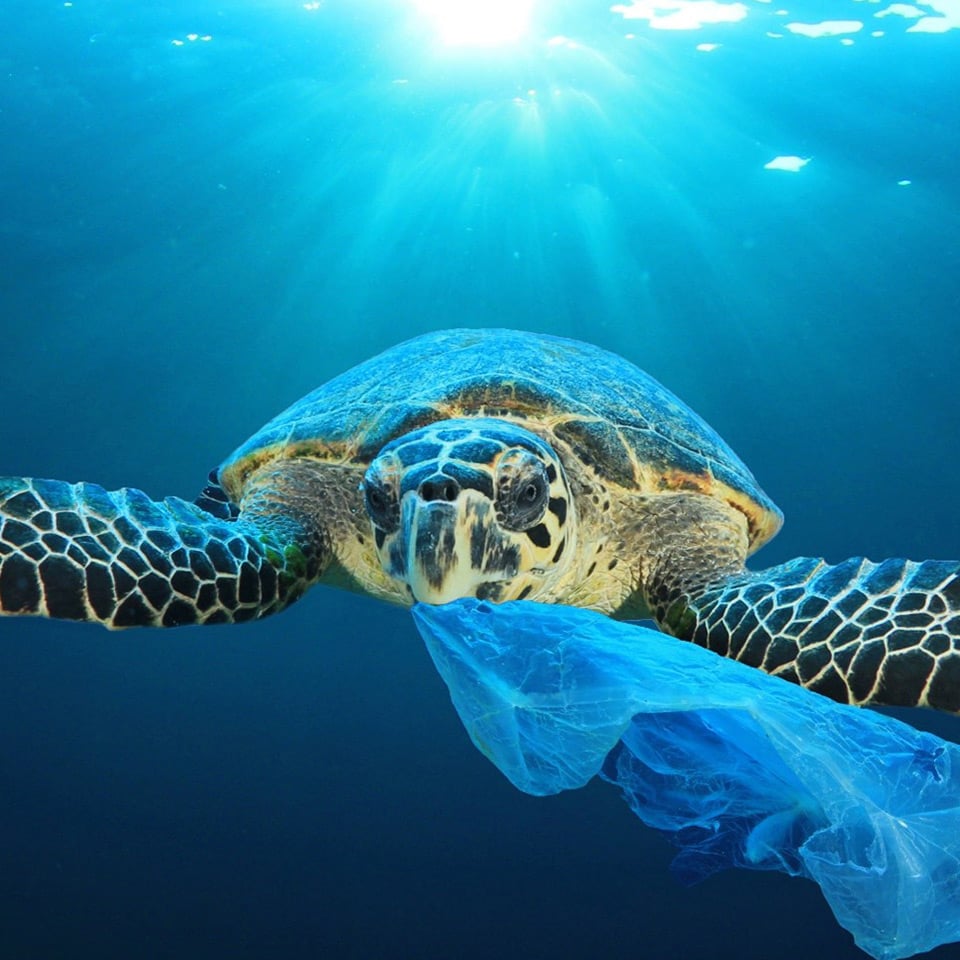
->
xmin=414 ymin=0 xmax=535 ymax=46
xmin=611 ymin=0 xmax=748 ymax=30
xmin=764 ymin=155 xmax=811 ymax=172
xmin=610 ymin=0 xmax=960 ymax=35
xmin=785 ymin=19 xmax=863 ymax=36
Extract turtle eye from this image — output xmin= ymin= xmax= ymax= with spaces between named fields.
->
xmin=520 ymin=481 xmax=541 ymax=504
xmin=361 ymin=470 xmax=399 ymax=533
xmin=497 ymin=457 xmax=549 ymax=532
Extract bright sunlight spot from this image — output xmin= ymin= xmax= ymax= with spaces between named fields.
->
xmin=764 ymin=155 xmax=811 ymax=172
xmin=785 ymin=19 xmax=863 ymax=36
xmin=414 ymin=0 xmax=535 ymax=46
xmin=612 ymin=0 xmax=748 ymax=30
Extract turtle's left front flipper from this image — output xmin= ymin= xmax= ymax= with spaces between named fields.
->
xmin=658 ymin=556 xmax=960 ymax=712
xmin=0 ymin=474 xmax=326 ymax=629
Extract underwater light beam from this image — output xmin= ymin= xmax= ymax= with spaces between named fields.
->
xmin=414 ymin=0 xmax=535 ymax=46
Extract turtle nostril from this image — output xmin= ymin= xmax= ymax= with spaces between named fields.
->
xmin=419 ymin=476 xmax=460 ymax=503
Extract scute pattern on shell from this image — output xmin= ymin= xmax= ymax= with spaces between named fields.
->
xmin=220 ymin=329 xmax=782 ymax=548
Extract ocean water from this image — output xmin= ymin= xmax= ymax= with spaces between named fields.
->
xmin=1 ymin=1 xmax=958 ymax=958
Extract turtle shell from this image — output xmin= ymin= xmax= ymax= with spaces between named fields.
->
xmin=219 ymin=328 xmax=782 ymax=550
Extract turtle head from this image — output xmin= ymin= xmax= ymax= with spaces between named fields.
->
xmin=361 ymin=418 xmax=575 ymax=605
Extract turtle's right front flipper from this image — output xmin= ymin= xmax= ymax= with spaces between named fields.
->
xmin=659 ymin=556 xmax=960 ymax=712
xmin=0 ymin=475 xmax=324 ymax=628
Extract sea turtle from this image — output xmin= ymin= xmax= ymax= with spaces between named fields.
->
xmin=1 ymin=328 xmax=958 ymax=711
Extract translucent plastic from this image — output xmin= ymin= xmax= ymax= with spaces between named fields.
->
xmin=413 ymin=598 xmax=960 ymax=960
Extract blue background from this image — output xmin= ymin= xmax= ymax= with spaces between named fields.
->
xmin=1 ymin=0 xmax=958 ymax=957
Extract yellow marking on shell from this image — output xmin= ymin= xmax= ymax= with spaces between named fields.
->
xmin=221 ymin=403 xmax=458 ymax=501
xmin=221 ymin=440 xmax=354 ymax=503
xmin=520 ymin=414 xmax=779 ymax=554
xmin=658 ymin=467 xmax=781 ymax=552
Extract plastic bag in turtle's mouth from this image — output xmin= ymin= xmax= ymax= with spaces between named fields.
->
xmin=413 ymin=597 xmax=960 ymax=960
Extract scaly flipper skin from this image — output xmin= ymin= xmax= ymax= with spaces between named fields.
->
xmin=0 ymin=477 xmax=322 ymax=628
xmin=658 ymin=558 xmax=960 ymax=711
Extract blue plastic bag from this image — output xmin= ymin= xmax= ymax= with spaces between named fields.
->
xmin=413 ymin=598 xmax=960 ymax=960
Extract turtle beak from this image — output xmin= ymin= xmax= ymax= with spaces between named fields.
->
xmin=402 ymin=497 xmax=462 ymax=604
xmin=397 ymin=490 xmax=517 ymax=604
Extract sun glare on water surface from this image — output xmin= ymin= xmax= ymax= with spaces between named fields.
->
xmin=413 ymin=0 xmax=536 ymax=46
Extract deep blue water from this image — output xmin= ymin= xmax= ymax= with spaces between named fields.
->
xmin=1 ymin=0 xmax=959 ymax=957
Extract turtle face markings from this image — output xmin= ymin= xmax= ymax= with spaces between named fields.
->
xmin=361 ymin=418 xmax=574 ymax=604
